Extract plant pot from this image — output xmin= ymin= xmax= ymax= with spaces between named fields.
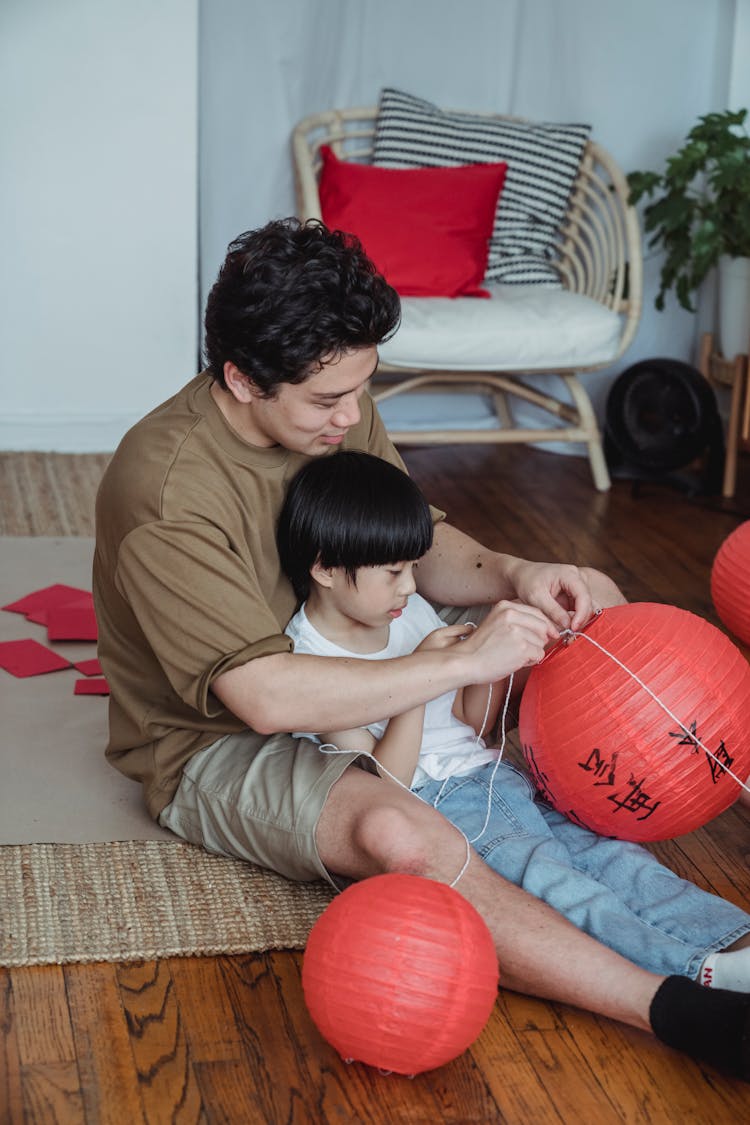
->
xmin=718 ymin=255 xmax=750 ymax=359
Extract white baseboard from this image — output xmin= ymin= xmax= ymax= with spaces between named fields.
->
xmin=0 ymin=412 xmax=143 ymax=453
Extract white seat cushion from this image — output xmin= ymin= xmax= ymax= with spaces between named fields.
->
xmin=379 ymin=283 xmax=622 ymax=372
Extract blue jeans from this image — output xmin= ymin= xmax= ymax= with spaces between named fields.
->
xmin=413 ymin=761 xmax=750 ymax=978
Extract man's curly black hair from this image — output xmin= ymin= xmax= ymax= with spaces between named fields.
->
xmin=203 ymin=218 xmax=401 ymax=394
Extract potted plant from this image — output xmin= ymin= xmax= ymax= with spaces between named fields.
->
xmin=627 ymin=108 xmax=750 ymax=357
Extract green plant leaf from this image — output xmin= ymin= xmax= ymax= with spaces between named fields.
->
xmin=626 ymin=170 xmax=663 ymax=204
xmin=643 ymin=192 xmax=695 ymax=236
xmin=628 ymin=107 xmax=750 ymax=310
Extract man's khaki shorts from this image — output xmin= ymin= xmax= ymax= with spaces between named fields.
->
xmin=158 ymin=604 xmax=488 ymax=888
xmin=159 ymin=731 xmax=379 ymax=888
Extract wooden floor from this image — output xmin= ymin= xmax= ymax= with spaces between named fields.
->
xmin=3 ymin=443 xmax=750 ymax=1123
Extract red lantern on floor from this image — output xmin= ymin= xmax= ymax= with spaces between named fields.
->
xmin=711 ymin=520 xmax=750 ymax=647
xmin=302 ymin=873 xmax=498 ymax=1075
xmin=519 ymin=602 xmax=750 ymax=842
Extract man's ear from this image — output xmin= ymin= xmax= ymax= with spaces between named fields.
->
xmin=310 ymin=557 xmax=335 ymax=589
xmin=223 ymin=361 xmax=258 ymax=403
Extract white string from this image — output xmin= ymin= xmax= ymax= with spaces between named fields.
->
xmin=318 ymin=614 xmax=519 ymax=890
xmin=560 ymin=627 xmax=750 ymax=796
xmin=430 ymin=621 xmax=506 ymax=843
xmin=317 ymin=743 xmax=472 ymax=888
xmin=318 ymin=654 xmax=514 ymax=889
xmin=477 ymin=678 xmax=496 ymax=743
xmin=468 ymin=674 xmax=513 ymax=844
xmin=430 ymin=627 xmax=483 ymax=809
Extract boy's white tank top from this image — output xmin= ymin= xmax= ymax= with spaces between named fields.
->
xmin=286 ymin=592 xmax=496 ymax=787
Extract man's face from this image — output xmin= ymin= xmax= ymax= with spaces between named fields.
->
xmin=243 ymin=346 xmax=379 ymax=456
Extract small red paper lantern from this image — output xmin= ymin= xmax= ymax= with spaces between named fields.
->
xmin=519 ymin=602 xmax=750 ymax=842
xmin=302 ymin=873 xmax=498 ymax=1075
xmin=711 ymin=520 xmax=750 ymax=647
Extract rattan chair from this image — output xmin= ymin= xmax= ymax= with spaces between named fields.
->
xmin=292 ymin=107 xmax=643 ymax=491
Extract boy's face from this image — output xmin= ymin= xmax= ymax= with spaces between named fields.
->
xmin=326 ymin=561 xmax=419 ymax=631
xmin=220 ymin=346 xmax=379 ymax=455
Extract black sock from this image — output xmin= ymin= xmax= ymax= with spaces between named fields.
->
xmin=650 ymin=975 xmax=750 ymax=1080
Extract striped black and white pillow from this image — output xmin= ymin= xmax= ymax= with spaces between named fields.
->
xmin=372 ymin=87 xmax=591 ymax=286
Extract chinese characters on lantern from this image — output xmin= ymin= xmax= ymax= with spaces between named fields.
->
xmin=524 ymin=716 xmax=733 ymax=827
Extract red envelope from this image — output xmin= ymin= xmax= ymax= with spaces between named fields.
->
xmin=0 ymin=639 xmax=72 ymax=677
xmin=74 ymin=657 xmax=103 ymax=676
xmin=74 ymin=676 xmax=110 ymax=695
xmin=46 ymin=600 xmax=98 ymax=642
xmin=2 ymin=584 xmax=92 ymax=619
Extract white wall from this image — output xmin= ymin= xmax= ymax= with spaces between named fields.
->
xmin=1 ymin=0 xmax=743 ymax=451
xmin=0 ymin=0 xmax=198 ymax=452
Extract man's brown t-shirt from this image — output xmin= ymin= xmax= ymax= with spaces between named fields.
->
xmin=93 ymin=374 xmax=431 ymax=819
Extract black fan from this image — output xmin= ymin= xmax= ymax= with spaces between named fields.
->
xmin=604 ymin=359 xmax=724 ymax=494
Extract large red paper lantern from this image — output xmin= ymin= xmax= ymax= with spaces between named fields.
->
xmin=711 ymin=520 xmax=750 ymax=646
xmin=519 ymin=602 xmax=750 ymax=842
xmin=302 ymin=873 xmax=498 ymax=1075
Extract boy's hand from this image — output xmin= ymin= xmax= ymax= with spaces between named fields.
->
xmin=413 ymin=623 xmax=471 ymax=653
xmin=458 ymin=600 xmax=558 ymax=684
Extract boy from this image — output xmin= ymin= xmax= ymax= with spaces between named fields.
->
xmin=278 ymin=450 xmax=750 ymax=988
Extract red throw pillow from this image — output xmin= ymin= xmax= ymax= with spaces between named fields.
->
xmin=318 ymin=145 xmax=507 ymax=298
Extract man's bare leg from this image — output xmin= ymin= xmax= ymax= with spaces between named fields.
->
xmin=316 ymin=767 xmax=750 ymax=1081
xmin=316 ymin=767 xmax=658 ymax=1031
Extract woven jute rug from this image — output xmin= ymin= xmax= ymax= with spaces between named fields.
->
xmin=0 ymin=841 xmax=332 ymax=968
xmin=0 ymin=454 xmax=333 ymax=967
xmin=0 ymin=538 xmax=334 ymax=967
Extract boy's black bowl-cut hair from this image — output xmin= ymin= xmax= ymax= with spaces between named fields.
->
xmin=277 ymin=451 xmax=434 ymax=603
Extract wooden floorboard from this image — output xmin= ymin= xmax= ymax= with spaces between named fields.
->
xmin=3 ymin=443 xmax=750 ymax=1122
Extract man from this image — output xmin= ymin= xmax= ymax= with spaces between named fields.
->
xmin=94 ymin=218 xmax=750 ymax=1080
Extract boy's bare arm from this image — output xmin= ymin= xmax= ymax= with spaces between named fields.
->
xmin=453 ymin=680 xmax=503 ymax=740
xmin=322 ymin=707 xmax=426 ymax=788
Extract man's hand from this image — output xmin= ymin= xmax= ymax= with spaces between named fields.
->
xmin=503 ymin=559 xmax=601 ymax=632
xmin=457 ymin=600 xmax=558 ymax=686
